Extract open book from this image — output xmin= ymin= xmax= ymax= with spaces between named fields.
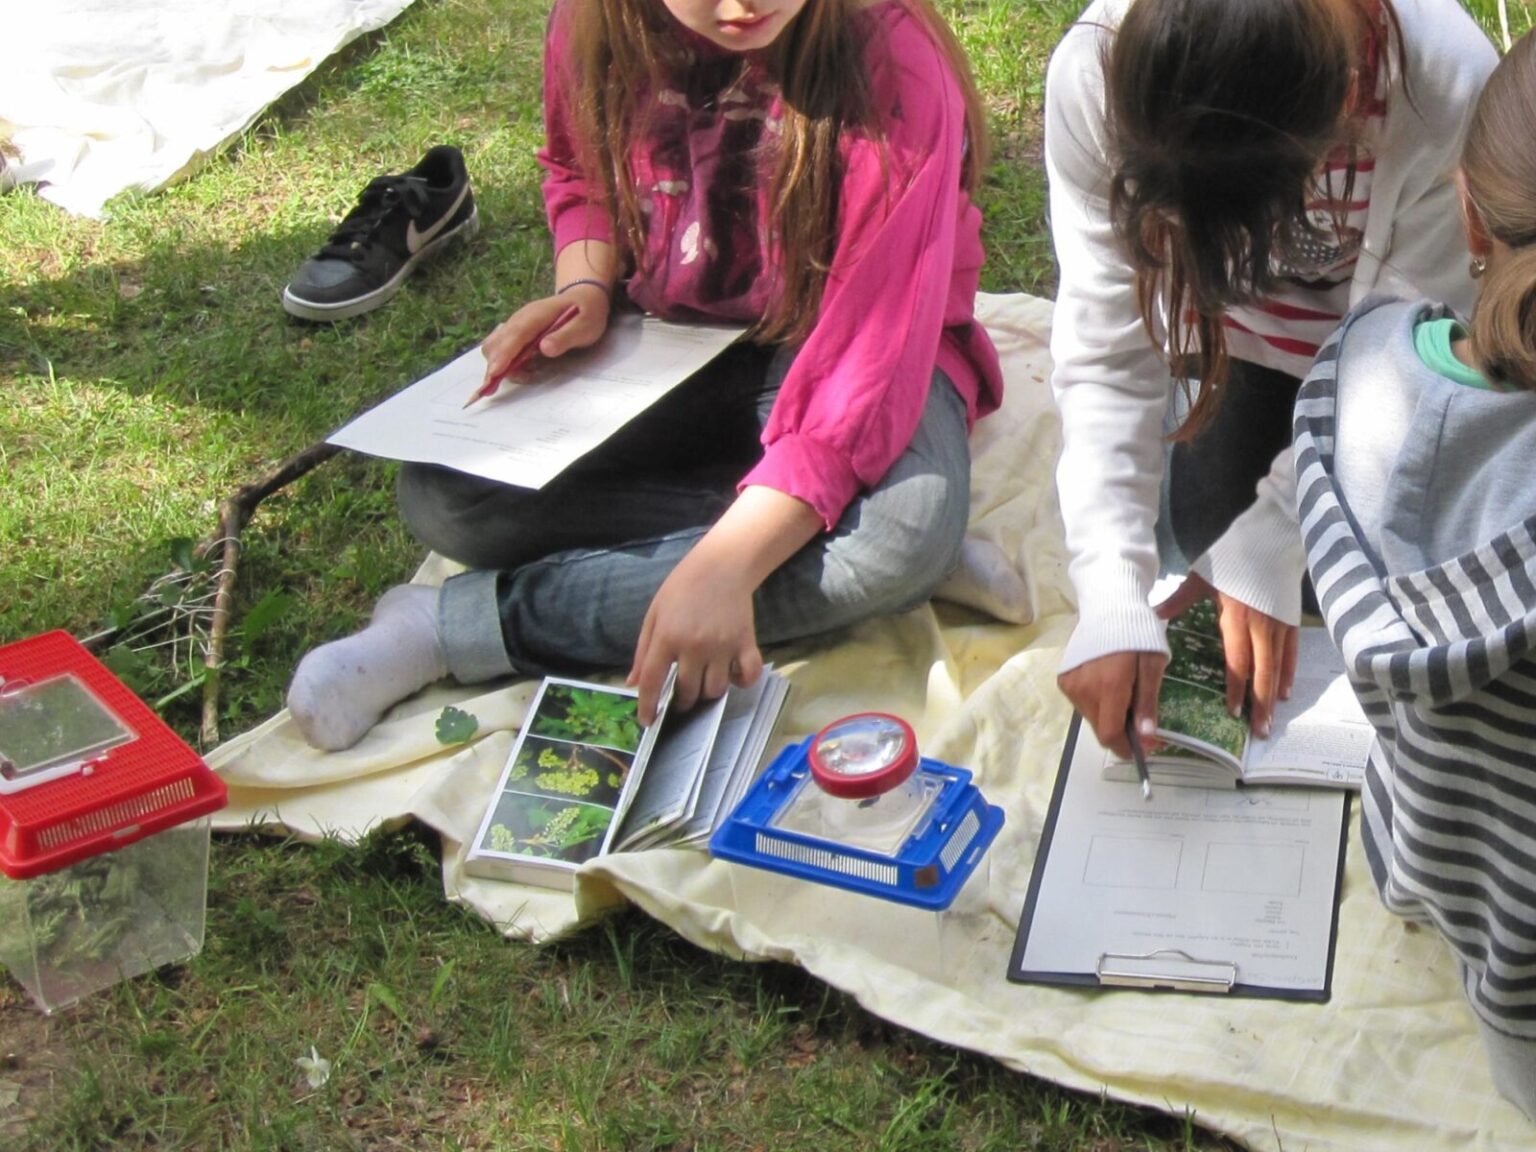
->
xmin=464 ymin=670 xmax=789 ymax=890
xmin=1104 ymin=601 xmax=1373 ymax=790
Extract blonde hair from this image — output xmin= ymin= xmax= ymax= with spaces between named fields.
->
xmin=1462 ymin=30 xmax=1536 ymax=391
xmin=556 ymin=0 xmax=989 ymax=345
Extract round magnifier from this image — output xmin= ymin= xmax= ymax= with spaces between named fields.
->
xmin=808 ymin=712 xmax=918 ymax=800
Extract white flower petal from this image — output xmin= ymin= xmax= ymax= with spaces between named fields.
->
xmin=295 ymin=1045 xmax=332 ymax=1089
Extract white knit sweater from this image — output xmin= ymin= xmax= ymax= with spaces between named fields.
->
xmin=1044 ymin=0 xmax=1495 ymax=672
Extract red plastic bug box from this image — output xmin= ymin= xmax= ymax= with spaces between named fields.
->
xmin=0 ymin=631 xmax=227 ymax=1012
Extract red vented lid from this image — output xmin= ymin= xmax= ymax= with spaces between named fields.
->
xmin=0 ymin=631 xmax=227 ymax=879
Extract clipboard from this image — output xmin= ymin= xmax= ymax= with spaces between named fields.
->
xmin=1007 ymin=715 xmax=1351 ymax=1002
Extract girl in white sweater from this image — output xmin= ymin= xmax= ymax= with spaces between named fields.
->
xmin=1044 ymin=0 xmax=1495 ymax=757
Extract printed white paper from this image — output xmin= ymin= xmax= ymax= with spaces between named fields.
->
xmin=329 ymin=313 xmax=745 ymax=489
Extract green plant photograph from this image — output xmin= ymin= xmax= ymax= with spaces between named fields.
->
xmin=527 ymin=683 xmax=644 ymax=754
xmin=1153 ymin=600 xmax=1249 ymax=767
xmin=511 ymin=734 xmax=629 ymax=806
xmin=3 ymin=1 xmax=1530 ymax=1149
xmin=481 ymin=789 xmax=613 ymax=863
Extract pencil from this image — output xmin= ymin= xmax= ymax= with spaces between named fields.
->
xmin=1124 ymin=709 xmax=1152 ymax=801
xmin=463 ymin=303 xmax=581 ymax=409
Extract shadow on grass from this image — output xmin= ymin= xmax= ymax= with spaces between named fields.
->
xmin=1 ymin=0 xmax=555 ymax=435
xmin=2 ymin=178 xmax=549 ymax=431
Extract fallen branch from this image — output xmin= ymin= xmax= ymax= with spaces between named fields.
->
xmin=201 ymin=441 xmax=342 ymax=747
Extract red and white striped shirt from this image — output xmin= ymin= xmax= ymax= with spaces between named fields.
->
xmin=1225 ymin=10 xmax=1390 ymax=376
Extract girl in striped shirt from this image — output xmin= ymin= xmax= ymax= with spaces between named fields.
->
xmin=1044 ymin=0 xmax=1496 ymax=761
xmin=1295 ymin=29 xmax=1536 ymax=1117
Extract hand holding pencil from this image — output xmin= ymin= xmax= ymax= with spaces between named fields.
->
xmin=470 ymin=286 xmax=612 ymax=408
xmin=1057 ymin=649 xmax=1166 ymax=767
xmin=1124 ymin=709 xmax=1152 ymax=801
xmin=464 ymin=304 xmax=579 ymax=408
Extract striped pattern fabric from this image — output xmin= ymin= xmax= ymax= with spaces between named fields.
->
xmin=1224 ymin=153 xmax=1375 ymax=377
xmin=1294 ymin=306 xmax=1536 ymax=1039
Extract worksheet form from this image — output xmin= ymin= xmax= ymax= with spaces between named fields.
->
xmin=329 ymin=314 xmax=746 ymax=489
xmin=1011 ymin=718 xmax=1349 ymax=999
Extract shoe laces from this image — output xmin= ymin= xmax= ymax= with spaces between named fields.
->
xmin=316 ymin=174 xmax=433 ymax=262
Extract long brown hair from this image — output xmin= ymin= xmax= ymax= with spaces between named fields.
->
xmin=1103 ymin=0 xmax=1400 ymax=437
xmin=1461 ymin=30 xmax=1536 ymax=391
xmin=557 ymin=0 xmax=989 ymax=345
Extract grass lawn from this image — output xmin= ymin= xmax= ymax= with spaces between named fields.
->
xmin=0 ymin=1 xmax=1527 ymax=1148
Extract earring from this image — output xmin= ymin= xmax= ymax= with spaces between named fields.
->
xmin=1471 ymin=255 xmax=1488 ymax=279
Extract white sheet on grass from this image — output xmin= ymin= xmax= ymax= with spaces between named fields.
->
xmin=206 ymin=293 xmax=1536 ymax=1152
xmin=0 ymin=1 xmax=419 ymax=217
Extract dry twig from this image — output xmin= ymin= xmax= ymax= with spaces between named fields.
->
xmin=200 ymin=442 xmax=341 ymax=746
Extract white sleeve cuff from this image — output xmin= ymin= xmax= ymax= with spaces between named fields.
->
xmin=1058 ymin=557 xmax=1171 ymax=675
xmin=1189 ymin=490 xmax=1306 ymax=626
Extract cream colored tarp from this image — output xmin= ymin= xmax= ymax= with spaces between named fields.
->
xmin=1 ymin=1 xmax=419 ymax=217
xmin=207 ymin=293 xmax=1535 ymax=1151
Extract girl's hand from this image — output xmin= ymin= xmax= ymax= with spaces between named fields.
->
xmin=629 ymin=549 xmax=764 ymax=726
xmin=479 ymin=287 xmax=611 ymax=388
xmin=629 ymin=486 xmax=819 ymax=725
xmin=1059 ymin=650 xmax=1167 ymax=758
xmin=1156 ymin=573 xmax=1298 ymax=738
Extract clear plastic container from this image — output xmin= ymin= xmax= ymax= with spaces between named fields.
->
xmin=0 ymin=816 xmax=212 ymax=1013
xmin=0 ymin=631 xmax=226 ymax=1013
xmin=772 ymin=712 xmax=935 ymax=855
xmin=770 ymin=769 xmax=940 ymax=856
xmin=710 ymin=711 xmax=1006 ymax=982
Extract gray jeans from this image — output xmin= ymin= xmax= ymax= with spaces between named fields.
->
xmin=1477 ymin=998 xmax=1536 ymax=1119
xmin=397 ymin=343 xmax=972 ymax=681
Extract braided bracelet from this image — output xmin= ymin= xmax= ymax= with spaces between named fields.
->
xmin=557 ymin=278 xmax=611 ymax=297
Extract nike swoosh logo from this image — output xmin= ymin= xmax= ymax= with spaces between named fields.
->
xmin=405 ymin=182 xmax=471 ymax=254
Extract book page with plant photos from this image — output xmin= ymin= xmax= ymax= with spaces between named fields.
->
xmin=466 ymin=665 xmax=788 ymax=889
xmin=1105 ymin=599 xmax=1371 ymax=790
xmin=466 ymin=678 xmax=666 ymax=890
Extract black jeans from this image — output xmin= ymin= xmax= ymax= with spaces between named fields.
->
xmin=1165 ymin=359 xmax=1303 ymax=566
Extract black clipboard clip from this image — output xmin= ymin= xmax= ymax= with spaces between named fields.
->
xmin=1095 ymin=948 xmax=1237 ymax=994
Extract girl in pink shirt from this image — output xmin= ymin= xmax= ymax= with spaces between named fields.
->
xmin=287 ymin=0 xmax=1002 ymax=751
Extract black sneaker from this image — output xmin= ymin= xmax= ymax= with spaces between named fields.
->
xmin=282 ymin=145 xmax=478 ymax=322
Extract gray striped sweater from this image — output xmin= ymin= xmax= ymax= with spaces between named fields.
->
xmin=1294 ymin=296 xmax=1536 ymax=1039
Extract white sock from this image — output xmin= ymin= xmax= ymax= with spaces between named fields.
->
xmin=933 ymin=536 xmax=1035 ymax=624
xmin=286 ymin=584 xmax=449 ymax=752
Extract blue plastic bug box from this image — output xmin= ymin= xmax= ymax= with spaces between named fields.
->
xmin=709 ymin=714 xmax=1003 ymax=911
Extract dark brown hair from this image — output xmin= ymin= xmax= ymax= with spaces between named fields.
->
xmin=1104 ymin=0 xmax=1398 ymax=436
xmin=558 ymin=0 xmax=989 ymax=345
xmin=1461 ymin=30 xmax=1536 ymax=391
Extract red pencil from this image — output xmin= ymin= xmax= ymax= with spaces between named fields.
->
xmin=462 ymin=304 xmax=581 ymax=409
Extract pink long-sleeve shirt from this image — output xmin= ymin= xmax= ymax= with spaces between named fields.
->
xmin=539 ymin=0 xmax=1002 ymax=529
